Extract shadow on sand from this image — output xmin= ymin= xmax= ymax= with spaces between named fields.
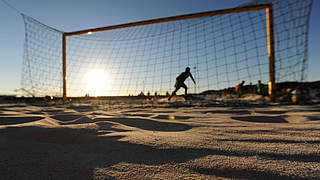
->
xmin=25 ymin=111 xmax=46 ymax=115
xmin=153 ymin=115 xmax=193 ymax=120
xmin=231 ymin=116 xmax=288 ymax=123
xmin=255 ymin=110 xmax=287 ymax=115
xmin=42 ymin=109 xmax=65 ymax=115
xmin=67 ymin=105 xmax=94 ymax=112
xmin=0 ymin=116 xmax=44 ymax=125
xmin=49 ymin=114 xmax=192 ymax=132
xmin=1 ymin=125 xmax=319 ymax=179
xmin=50 ymin=114 xmax=83 ymax=121
xmin=202 ymin=110 xmax=251 ymax=115
xmin=0 ymin=125 xmax=318 ymax=179
xmin=305 ymin=115 xmax=320 ymax=121
xmin=94 ymin=117 xmax=192 ymax=132
xmin=123 ymin=113 xmax=152 ymax=117
xmin=0 ymin=105 xmax=27 ymax=109
xmin=0 ymin=113 xmax=17 ymax=116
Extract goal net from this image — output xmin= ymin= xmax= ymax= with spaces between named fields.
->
xmin=21 ymin=0 xmax=313 ymax=98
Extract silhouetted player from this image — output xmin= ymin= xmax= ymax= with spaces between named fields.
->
xmin=168 ymin=67 xmax=196 ymax=101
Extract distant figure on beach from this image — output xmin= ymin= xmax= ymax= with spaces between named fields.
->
xmin=256 ymin=80 xmax=262 ymax=95
xmin=168 ymin=67 xmax=196 ymax=101
xmin=235 ymin=80 xmax=245 ymax=98
xmin=223 ymin=89 xmax=228 ymax=97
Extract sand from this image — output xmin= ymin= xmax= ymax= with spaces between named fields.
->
xmin=0 ymin=98 xmax=320 ymax=179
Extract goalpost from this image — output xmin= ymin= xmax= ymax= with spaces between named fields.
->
xmin=21 ymin=0 xmax=313 ymax=100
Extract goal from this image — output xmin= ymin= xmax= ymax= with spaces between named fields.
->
xmin=21 ymin=0 xmax=313 ymax=100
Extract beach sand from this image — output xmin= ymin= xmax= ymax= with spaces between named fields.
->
xmin=0 ymin=98 xmax=319 ymax=179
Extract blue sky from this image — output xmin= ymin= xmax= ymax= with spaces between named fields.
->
xmin=0 ymin=0 xmax=319 ymax=95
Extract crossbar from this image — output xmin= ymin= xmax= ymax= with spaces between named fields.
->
xmin=64 ymin=4 xmax=272 ymax=36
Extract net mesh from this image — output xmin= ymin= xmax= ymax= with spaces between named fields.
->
xmin=21 ymin=0 xmax=313 ymax=97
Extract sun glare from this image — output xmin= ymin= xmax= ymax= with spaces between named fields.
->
xmin=84 ymin=69 xmax=111 ymax=96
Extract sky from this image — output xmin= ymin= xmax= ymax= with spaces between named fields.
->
xmin=0 ymin=0 xmax=319 ymax=95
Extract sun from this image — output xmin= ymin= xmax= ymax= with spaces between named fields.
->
xmin=84 ymin=69 xmax=111 ymax=96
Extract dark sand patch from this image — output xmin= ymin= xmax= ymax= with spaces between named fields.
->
xmin=94 ymin=117 xmax=192 ymax=132
xmin=279 ymin=128 xmax=320 ymax=132
xmin=255 ymin=110 xmax=286 ymax=115
xmin=90 ymin=112 xmax=113 ymax=116
xmin=288 ymin=108 xmax=320 ymax=113
xmin=43 ymin=109 xmax=64 ymax=115
xmin=0 ymin=113 xmax=17 ymax=116
xmin=0 ymin=108 xmax=22 ymax=112
xmin=202 ymin=110 xmax=251 ymax=115
xmin=153 ymin=115 xmax=193 ymax=120
xmin=151 ymin=111 xmax=176 ymax=113
xmin=305 ymin=115 xmax=320 ymax=121
xmin=0 ymin=105 xmax=27 ymax=109
xmin=1 ymin=126 xmax=102 ymax=144
xmin=122 ymin=110 xmax=146 ymax=113
xmin=51 ymin=114 xmax=83 ymax=121
xmin=0 ymin=116 xmax=44 ymax=125
xmin=231 ymin=116 xmax=288 ymax=123
xmin=25 ymin=111 xmax=46 ymax=115
xmin=67 ymin=105 xmax=94 ymax=112
xmin=123 ymin=113 xmax=152 ymax=117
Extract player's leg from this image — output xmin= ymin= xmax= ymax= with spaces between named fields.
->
xmin=181 ymin=83 xmax=188 ymax=96
xmin=168 ymin=88 xmax=178 ymax=100
xmin=168 ymin=81 xmax=181 ymax=100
